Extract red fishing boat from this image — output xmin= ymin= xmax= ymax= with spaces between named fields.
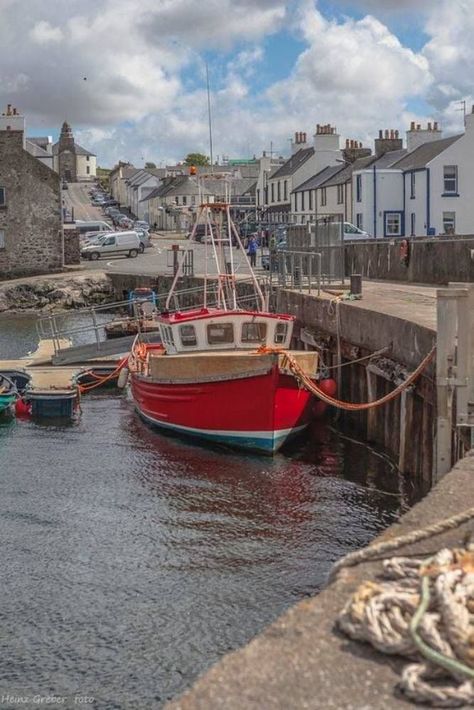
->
xmin=128 ymin=197 xmax=335 ymax=454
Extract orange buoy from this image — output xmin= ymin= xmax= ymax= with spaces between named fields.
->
xmin=312 ymin=378 xmax=337 ymax=418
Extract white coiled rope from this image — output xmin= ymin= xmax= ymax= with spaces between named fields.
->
xmin=337 ymin=547 xmax=474 ymax=706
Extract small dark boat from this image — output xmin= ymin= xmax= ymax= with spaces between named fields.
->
xmin=0 ymin=375 xmax=18 ymax=418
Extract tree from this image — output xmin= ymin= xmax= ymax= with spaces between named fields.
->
xmin=145 ymin=161 xmax=157 ymax=169
xmin=184 ymin=153 xmax=209 ymax=166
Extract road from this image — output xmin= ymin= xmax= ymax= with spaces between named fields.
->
xmin=65 ymin=182 xmax=268 ymax=276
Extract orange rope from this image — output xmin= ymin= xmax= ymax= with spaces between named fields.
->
xmin=78 ymin=356 xmax=128 ymax=393
xmin=281 ymin=347 xmax=435 ymax=412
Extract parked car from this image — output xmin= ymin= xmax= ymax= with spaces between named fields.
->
xmin=75 ymin=220 xmax=113 ymax=236
xmin=61 ymin=181 xmax=68 ymax=190
xmin=117 ymin=216 xmax=134 ymax=229
xmin=343 ymin=222 xmax=371 ymax=240
xmin=134 ymin=229 xmax=152 ymax=252
xmin=81 ymin=231 xmax=141 ymax=260
xmin=134 ymin=220 xmax=150 ymax=231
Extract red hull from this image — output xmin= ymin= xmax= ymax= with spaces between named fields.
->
xmin=130 ymin=364 xmax=314 ymax=454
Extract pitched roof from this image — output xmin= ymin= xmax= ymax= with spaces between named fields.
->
xmin=293 ymin=165 xmax=343 ymax=193
xmin=25 ymin=139 xmax=52 ymax=159
xmin=321 ymin=155 xmax=376 ymax=187
xmin=393 ymin=135 xmax=462 ymax=171
xmin=372 ymin=148 xmax=407 ymax=168
xmin=270 ymin=147 xmax=315 ymax=179
xmin=52 ymin=141 xmax=96 ymax=157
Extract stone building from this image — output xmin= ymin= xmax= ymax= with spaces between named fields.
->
xmin=52 ymin=121 xmax=97 ymax=181
xmin=0 ymin=106 xmax=63 ymax=278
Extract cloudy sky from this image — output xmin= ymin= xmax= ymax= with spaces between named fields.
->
xmin=1 ymin=0 xmax=472 ymax=166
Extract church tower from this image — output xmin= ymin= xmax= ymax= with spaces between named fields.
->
xmin=58 ymin=121 xmax=77 ymax=181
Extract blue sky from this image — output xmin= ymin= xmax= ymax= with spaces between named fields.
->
xmin=1 ymin=0 xmax=471 ymax=166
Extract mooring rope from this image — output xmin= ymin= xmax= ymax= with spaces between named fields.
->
xmin=330 ymin=506 xmax=474 ymax=578
xmin=281 ymin=346 xmax=435 ymax=412
xmin=337 ymin=544 xmax=474 ymax=706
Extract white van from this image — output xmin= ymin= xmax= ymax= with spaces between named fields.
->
xmin=75 ymin=220 xmax=112 ymax=236
xmin=81 ymin=231 xmax=141 ymax=260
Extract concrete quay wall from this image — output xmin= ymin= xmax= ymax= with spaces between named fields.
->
xmin=277 ymin=288 xmax=438 ymax=489
xmin=167 ymin=453 xmax=474 ymax=710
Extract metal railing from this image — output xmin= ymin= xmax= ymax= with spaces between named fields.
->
xmin=36 ymin=277 xmax=270 ymax=356
xmin=267 ymin=250 xmax=322 ymax=294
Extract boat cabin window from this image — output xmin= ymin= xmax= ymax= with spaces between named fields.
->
xmin=241 ymin=322 xmax=267 ymax=343
xmin=274 ymin=322 xmax=288 ymax=344
xmin=207 ymin=323 xmax=234 ymax=345
xmin=180 ymin=324 xmax=197 ymax=347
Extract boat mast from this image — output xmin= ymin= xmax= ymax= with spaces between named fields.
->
xmin=206 ymin=61 xmax=214 ymax=174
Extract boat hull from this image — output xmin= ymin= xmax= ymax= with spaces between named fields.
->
xmin=130 ymin=352 xmax=317 ymax=454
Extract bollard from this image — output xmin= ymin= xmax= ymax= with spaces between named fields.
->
xmin=350 ymin=273 xmax=362 ymax=296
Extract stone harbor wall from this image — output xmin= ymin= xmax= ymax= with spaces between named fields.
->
xmin=63 ymin=227 xmax=80 ymax=265
xmin=0 ymin=129 xmax=63 ymax=279
xmin=0 ymin=272 xmax=113 ymax=313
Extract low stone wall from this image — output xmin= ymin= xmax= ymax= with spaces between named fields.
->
xmin=0 ymin=272 xmax=113 ymax=312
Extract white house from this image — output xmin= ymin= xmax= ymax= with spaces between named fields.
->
xmin=352 ymin=117 xmax=474 ymax=238
xmin=264 ymin=125 xmax=344 ymax=224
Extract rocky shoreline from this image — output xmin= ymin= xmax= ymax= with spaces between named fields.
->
xmin=0 ymin=272 xmax=114 ymax=314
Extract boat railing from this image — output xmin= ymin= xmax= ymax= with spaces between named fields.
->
xmin=35 ymin=276 xmax=271 ymax=356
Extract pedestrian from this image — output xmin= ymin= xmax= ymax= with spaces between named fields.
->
xmin=247 ymin=234 xmax=257 ymax=268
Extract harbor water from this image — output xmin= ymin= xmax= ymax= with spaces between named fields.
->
xmin=0 ymin=317 xmax=419 ymax=708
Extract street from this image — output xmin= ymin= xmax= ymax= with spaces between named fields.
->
xmin=65 ymin=182 xmax=268 ymax=276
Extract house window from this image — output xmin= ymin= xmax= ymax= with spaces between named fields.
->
xmin=309 ymin=190 xmax=313 ymax=211
xmin=277 ymin=181 xmax=281 ymax=202
xmin=274 ymin=322 xmax=288 ymax=345
xmin=207 ymin=323 xmax=234 ymax=345
xmin=86 ymin=166 xmax=90 ymax=175
xmin=301 ymin=191 xmax=305 ymax=211
xmin=182 ymin=195 xmax=187 ymax=205
xmin=256 ymin=189 xmax=260 ymax=205
xmin=356 ymin=213 xmax=363 ymax=230
xmin=443 ymin=166 xmax=458 ymax=194
xmin=242 ymin=322 xmax=267 ymax=343
xmin=411 ymin=213 xmax=416 ymax=236
xmin=191 ymin=195 xmax=196 ymax=205
xmin=0 ymin=187 xmax=6 ymax=206
xmin=337 ymin=185 xmax=344 ymax=204
xmin=443 ymin=212 xmax=456 ymax=234
xmin=283 ymin=180 xmax=288 ymax=201
xmin=0 ymin=230 xmax=4 ymax=248
xmin=180 ymin=325 xmax=197 ymax=347
xmin=356 ymin=174 xmax=362 ymax=202
xmin=385 ymin=212 xmax=403 ymax=237
xmin=86 ymin=156 xmax=90 ymax=162
xmin=293 ymin=193 xmax=297 ymax=211
xmin=271 ymin=183 xmax=275 ymax=203
xmin=410 ymin=172 xmax=415 ymax=199
xmin=321 ymin=187 xmax=327 ymax=207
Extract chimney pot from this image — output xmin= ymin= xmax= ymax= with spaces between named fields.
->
xmin=384 ymin=129 xmax=389 ymax=139
xmin=410 ymin=121 xmax=415 ymax=131
xmin=433 ymin=121 xmax=438 ymax=130
xmin=395 ymin=130 xmax=399 ymax=138
xmin=294 ymin=132 xmax=298 ymax=142
xmin=428 ymin=122 xmax=432 ymax=130
xmin=417 ymin=124 xmax=421 ymax=130
xmin=378 ymin=130 xmax=383 ymax=139
xmin=472 ymin=105 xmax=474 ymax=114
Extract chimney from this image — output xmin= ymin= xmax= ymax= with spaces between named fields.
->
xmin=0 ymin=104 xmax=26 ymax=144
xmin=406 ymin=121 xmax=442 ymax=152
xmin=374 ymin=128 xmax=403 ymax=158
xmin=464 ymin=105 xmax=474 ymax=133
xmin=343 ymin=138 xmax=372 ymax=164
xmin=291 ymin=129 xmax=308 ymax=154
xmin=313 ymin=122 xmax=341 ymax=170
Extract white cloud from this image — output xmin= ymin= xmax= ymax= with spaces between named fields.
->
xmin=30 ymin=20 xmax=63 ymax=44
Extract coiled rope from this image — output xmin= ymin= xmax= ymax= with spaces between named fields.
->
xmin=337 ymin=544 xmax=474 ymax=706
